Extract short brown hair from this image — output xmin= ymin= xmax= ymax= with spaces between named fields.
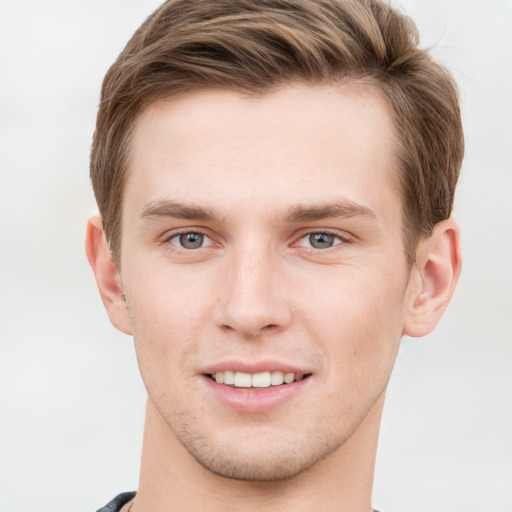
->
xmin=90 ymin=0 xmax=464 ymax=267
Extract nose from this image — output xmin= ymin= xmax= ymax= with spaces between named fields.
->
xmin=213 ymin=246 xmax=292 ymax=338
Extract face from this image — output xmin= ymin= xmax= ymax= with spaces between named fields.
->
xmin=118 ymin=83 xmax=414 ymax=481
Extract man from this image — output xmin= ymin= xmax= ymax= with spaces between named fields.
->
xmin=85 ymin=0 xmax=463 ymax=510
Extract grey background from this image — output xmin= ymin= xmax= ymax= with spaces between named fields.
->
xmin=0 ymin=1 xmax=511 ymax=511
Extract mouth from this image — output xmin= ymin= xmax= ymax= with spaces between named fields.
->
xmin=208 ymin=370 xmax=312 ymax=389
xmin=202 ymin=363 xmax=314 ymax=412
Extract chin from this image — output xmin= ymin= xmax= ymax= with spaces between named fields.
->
xmin=175 ymin=426 xmax=346 ymax=482
xmin=194 ymin=450 xmax=325 ymax=482
xmin=203 ymin=460 xmax=306 ymax=482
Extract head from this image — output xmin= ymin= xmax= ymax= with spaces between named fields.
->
xmin=86 ymin=0 xmax=463 ymax=486
xmin=90 ymin=0 xmax=463 ymax=269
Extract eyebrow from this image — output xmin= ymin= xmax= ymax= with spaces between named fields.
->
xmin=141 ymin=200 xmax=221 ymax=222
xmin=282 ymin=200 xmax=377 ymax=223
xmin=140 ymin=198 xmax=377 ymax=224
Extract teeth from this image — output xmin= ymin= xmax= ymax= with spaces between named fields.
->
xmin=213 ymin=370 xmax=307 ymax=388
xmin=252 ymin=372 xmax=271 ymax=388
xmin=271 ymin=371 xmax=284 ymax=385
xmin=284 ymin=373 xmax=295 ymax=384
xmin=233 ymin=371 xmax=252 ymax=388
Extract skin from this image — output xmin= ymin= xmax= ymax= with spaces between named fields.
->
xmin=86 ymin=83 xmax=461 ymax=512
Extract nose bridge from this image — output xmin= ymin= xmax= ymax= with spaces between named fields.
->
xmin=215 ymin=240 xmax=290 ymax=337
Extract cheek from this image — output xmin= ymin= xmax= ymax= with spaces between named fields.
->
xmin=122 ymin=264 xmax=211 ymax=398
xmin=123 ymin=255 xmax=211 ymax=332
xmin=297 ymin=264 xmax=407 ymax=377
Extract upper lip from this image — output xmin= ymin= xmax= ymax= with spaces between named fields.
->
xmin=201 ymin=360 xmax=313 ymax=375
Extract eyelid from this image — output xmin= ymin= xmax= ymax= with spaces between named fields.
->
xmin=163 ymin=228 xmax=216 ymax=249
xmin=293 ymin=229 xmax=352 ymax=249
xmin=159 ymin=227 xmax=353 ymax=251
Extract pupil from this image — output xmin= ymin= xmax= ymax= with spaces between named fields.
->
xmin=310 ymin=233 xmax=334 ymax=249
xmin=179 ymin=232 xmax=203 ymax=249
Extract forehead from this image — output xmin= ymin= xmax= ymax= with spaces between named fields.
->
xmin=124 ymin=82 xmax=401 ymax=225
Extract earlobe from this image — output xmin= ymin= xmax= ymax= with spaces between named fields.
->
xmin=403 ymin=219 xmax=462 ymax=338
xmin=85 ymin=215 xmax=133 ymax=335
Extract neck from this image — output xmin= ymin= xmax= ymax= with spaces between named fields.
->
xmin=132 ymin=395 xmax=384 ymax=512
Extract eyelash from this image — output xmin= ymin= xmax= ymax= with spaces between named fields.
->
xmin=163 ymin=229 xmax=350 ymax=252
xmin=295 ymin=230 xmax=349 ymax=250
xmin=164 ymin=229 xmax=214 ymax=250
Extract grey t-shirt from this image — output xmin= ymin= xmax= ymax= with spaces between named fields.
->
xmin=96 ymin=492 xmax=135 ymax=512
xmin=95 ymin=492 xmax=383 ymax=511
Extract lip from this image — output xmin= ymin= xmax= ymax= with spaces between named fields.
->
xmin=202 ymin=360 xmax=312 ymax=376
xmin=201 ymin=373 xmax=312 ymax=413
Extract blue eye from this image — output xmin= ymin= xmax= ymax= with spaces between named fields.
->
xmin=170 ymin=232 xmax=207 ymax=249
xmin=300 ymin=232 xmax=343 ymax=249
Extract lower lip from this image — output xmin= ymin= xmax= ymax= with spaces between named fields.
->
xmin=202 ymin=375 xmax=311 ymax=413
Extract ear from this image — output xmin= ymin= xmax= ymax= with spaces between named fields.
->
xmin=85 ymin=215 xmax=132 ymax=335
xmin=403 ymin=218 xmax=462 ymax=338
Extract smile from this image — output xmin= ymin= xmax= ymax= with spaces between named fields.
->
xmin=210 ymin=371 xmax=310 ymax=388
xmin=203 ymin=368 xmax=313 ymax=413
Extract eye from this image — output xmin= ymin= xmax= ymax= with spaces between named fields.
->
xmin=298 ymin=232 xmax=344 ymax=249
xmin=169 ymin=231 xmax=210 ymax=250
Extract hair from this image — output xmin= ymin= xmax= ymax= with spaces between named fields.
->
xmin=90 ymin=0 xmax=464 ymax=268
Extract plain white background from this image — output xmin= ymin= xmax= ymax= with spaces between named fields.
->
xmin=0 ymin=1 xmax=511 ymax=511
